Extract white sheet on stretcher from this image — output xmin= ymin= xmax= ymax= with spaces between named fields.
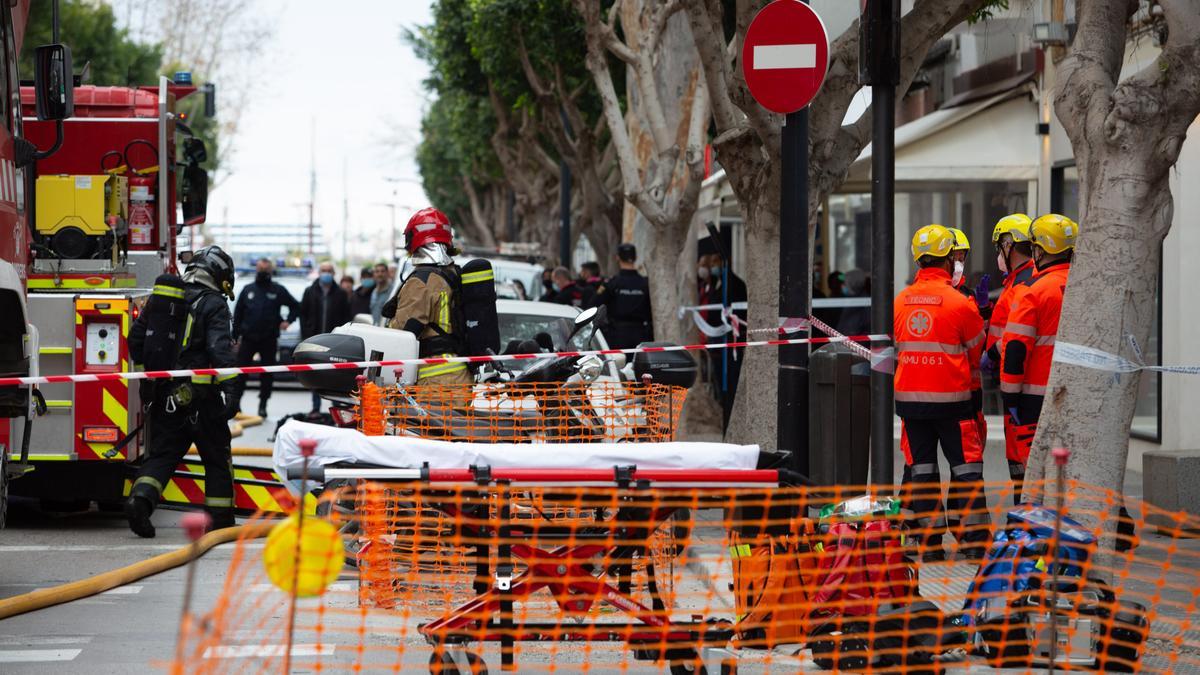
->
xmin=273 ymin=420 xmax=761 ymax=483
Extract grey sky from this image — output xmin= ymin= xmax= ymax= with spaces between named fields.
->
xmin=153 ymin=1 xmax=434 ymax=258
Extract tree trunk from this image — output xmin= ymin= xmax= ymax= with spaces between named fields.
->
xmin=1023 ymin=0 xmax=1200 ymax=548
xmin=618 ymin=1 xmax=706 ymax=345
xmin=723 ymin=189 xmax=781 ymax=452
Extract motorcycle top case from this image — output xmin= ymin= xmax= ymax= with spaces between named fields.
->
xmin=292 ymin=333 xmax=366 ymax=397
xmin=633 ymin=341 xmax=697 ymax=388
xmin=292 ymin=325 xmax=419 ymax=396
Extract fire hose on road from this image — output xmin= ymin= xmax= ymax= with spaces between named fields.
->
xmin=0 ymin=522 xmax=273 ymax=621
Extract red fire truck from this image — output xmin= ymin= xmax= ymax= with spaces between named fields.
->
xmin=6 ymin=74 xmax=215 ymax=512
xmin=0 ymin=0 xmax=75 ymax=526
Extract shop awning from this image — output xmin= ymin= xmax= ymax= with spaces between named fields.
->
xmin=841 ymin=86 xmax=1040 ymax=192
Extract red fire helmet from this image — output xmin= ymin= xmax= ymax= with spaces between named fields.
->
xmin=404 ymin=207 xmax=453 ymax=251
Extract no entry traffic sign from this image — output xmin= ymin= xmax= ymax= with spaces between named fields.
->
xmin=741 ymin=0 xmax=830 ymax=114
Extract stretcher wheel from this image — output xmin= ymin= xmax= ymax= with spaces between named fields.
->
xmin=428 ymin=648 xmax=486 ymax=675
xmin=315 ymin=479 xmax=361 ymax=568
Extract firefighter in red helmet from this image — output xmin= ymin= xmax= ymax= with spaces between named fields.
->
xmin=381 ymin=208 xmax=472 ymax=389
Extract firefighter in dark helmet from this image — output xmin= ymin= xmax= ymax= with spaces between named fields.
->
xmin=125 ymin=246 xmax=240 ymax=538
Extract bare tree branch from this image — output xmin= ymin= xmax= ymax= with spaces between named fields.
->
xmin=650 ymin=0 xmax=686 ymax=54
xmin=515 ymin=30 xmax=553 ymax=99
xmin=574 ymin=0 xmax=665 ymax=224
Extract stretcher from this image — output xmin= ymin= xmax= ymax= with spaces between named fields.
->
xmin=275 ymin=421 xmax=792 ymax=674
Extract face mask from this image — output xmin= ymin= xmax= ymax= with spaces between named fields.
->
xmin=996 ymin=250 xmax=1008 ymax=275
xmin=697 ymin=267 xmax=710 ymax=280
xmin=255 ymin=271 xmax=271 ymax=285
xmin=952 ymin=260 xmax=965 ymax=287
xmin=709 ymin=266 xmax=722 ymax=278
xmin=319 ymin=272 xmax=334 ymax=285
xmin=362 ymin=278 xmax=376 ymax=289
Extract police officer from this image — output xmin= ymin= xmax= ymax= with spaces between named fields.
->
xmin=125 ymin=246 xmax=240 ymax=538
xmin=231 ymin=257 xmax=300 ymax=418
xmin=385 ymin=207 xmax=472 ymax=389
xmin=895 ymin=225 xmax=990 ymax=561
xmin=593 ymin=243 xmax=653 ymax=349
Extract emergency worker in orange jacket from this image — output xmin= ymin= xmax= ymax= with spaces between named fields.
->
xmin=999 ymin=214 xmax=1078 ymax=498
xmin=895 ymin=224 xmax=991 ymax=561
xmin=982 ymin=213 xmax=1036 ymax=499
xmin=948 ymin=227 xmax=989 ymax=445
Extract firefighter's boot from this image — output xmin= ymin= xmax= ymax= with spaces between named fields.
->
xmin=124 ymin=496 xmax=156 ymax=539
xmin=207 ymin=508 xmax=236 ymax=532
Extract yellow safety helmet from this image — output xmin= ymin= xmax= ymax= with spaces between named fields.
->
xmin=1030 ymin=214 xmax=1080 ymax=254
xmin=911 ymin=224 xmax=956 ymax=263
xmin=992 ymin=213 xmax=1033 ymax=244
xmin=948 ymin=227 xmax=970 ymax=252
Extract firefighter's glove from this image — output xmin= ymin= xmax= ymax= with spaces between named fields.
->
xmin=974 ymin=274 xmax=992 ymax=309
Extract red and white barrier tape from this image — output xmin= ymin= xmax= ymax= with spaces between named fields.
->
xmin=0 ymin=332 xmax=891 ymax=387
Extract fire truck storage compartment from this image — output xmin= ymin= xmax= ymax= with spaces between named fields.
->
xmin=35 ymin=174 xmax=130 ymax=260
xmin=27 ymin=294 xmax=78 ymax=457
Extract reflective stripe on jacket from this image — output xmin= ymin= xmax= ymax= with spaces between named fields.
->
xmin=985 ymin=259 xmax=1036 ymax=360
xmin=1000 ymin=261 xmax=1070 ymax=398
xmin=893 ymin=267 xmax=985 ymax=419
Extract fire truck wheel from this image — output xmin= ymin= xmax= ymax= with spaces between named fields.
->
xmin=39 ymin=498 xmax=90 ymax=513
xmin=428 ymin=649 xmax=486 ymax=675
xmin=96 ymin=500 xmax=126 ymax=513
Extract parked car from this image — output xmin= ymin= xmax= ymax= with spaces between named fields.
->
xmin=395 ymin=255 xmax=544 ymax=301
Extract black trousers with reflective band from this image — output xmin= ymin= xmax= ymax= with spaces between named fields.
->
xmin=900 ymin=416 xmax=991 ymax=546
xmin=130 ymin=397 xmax=234 ymax=516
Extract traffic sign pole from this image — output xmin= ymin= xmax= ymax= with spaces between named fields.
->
xmin=779 ymin=106 xmax=809 ymax=478
xmin=862 ymin=0 xmax=900 ymax=486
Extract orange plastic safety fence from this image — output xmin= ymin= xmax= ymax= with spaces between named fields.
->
xmin=173 ymin=480 xmax=1200 ymax=674
xmin=359 ymin=380 xmax=385 ymax=436
xmin=355 ymin=382 xmax=688 ymax=443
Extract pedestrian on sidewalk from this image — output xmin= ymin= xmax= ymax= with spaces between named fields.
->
xmin=299 ymin=261 xmax=352 ymax=413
